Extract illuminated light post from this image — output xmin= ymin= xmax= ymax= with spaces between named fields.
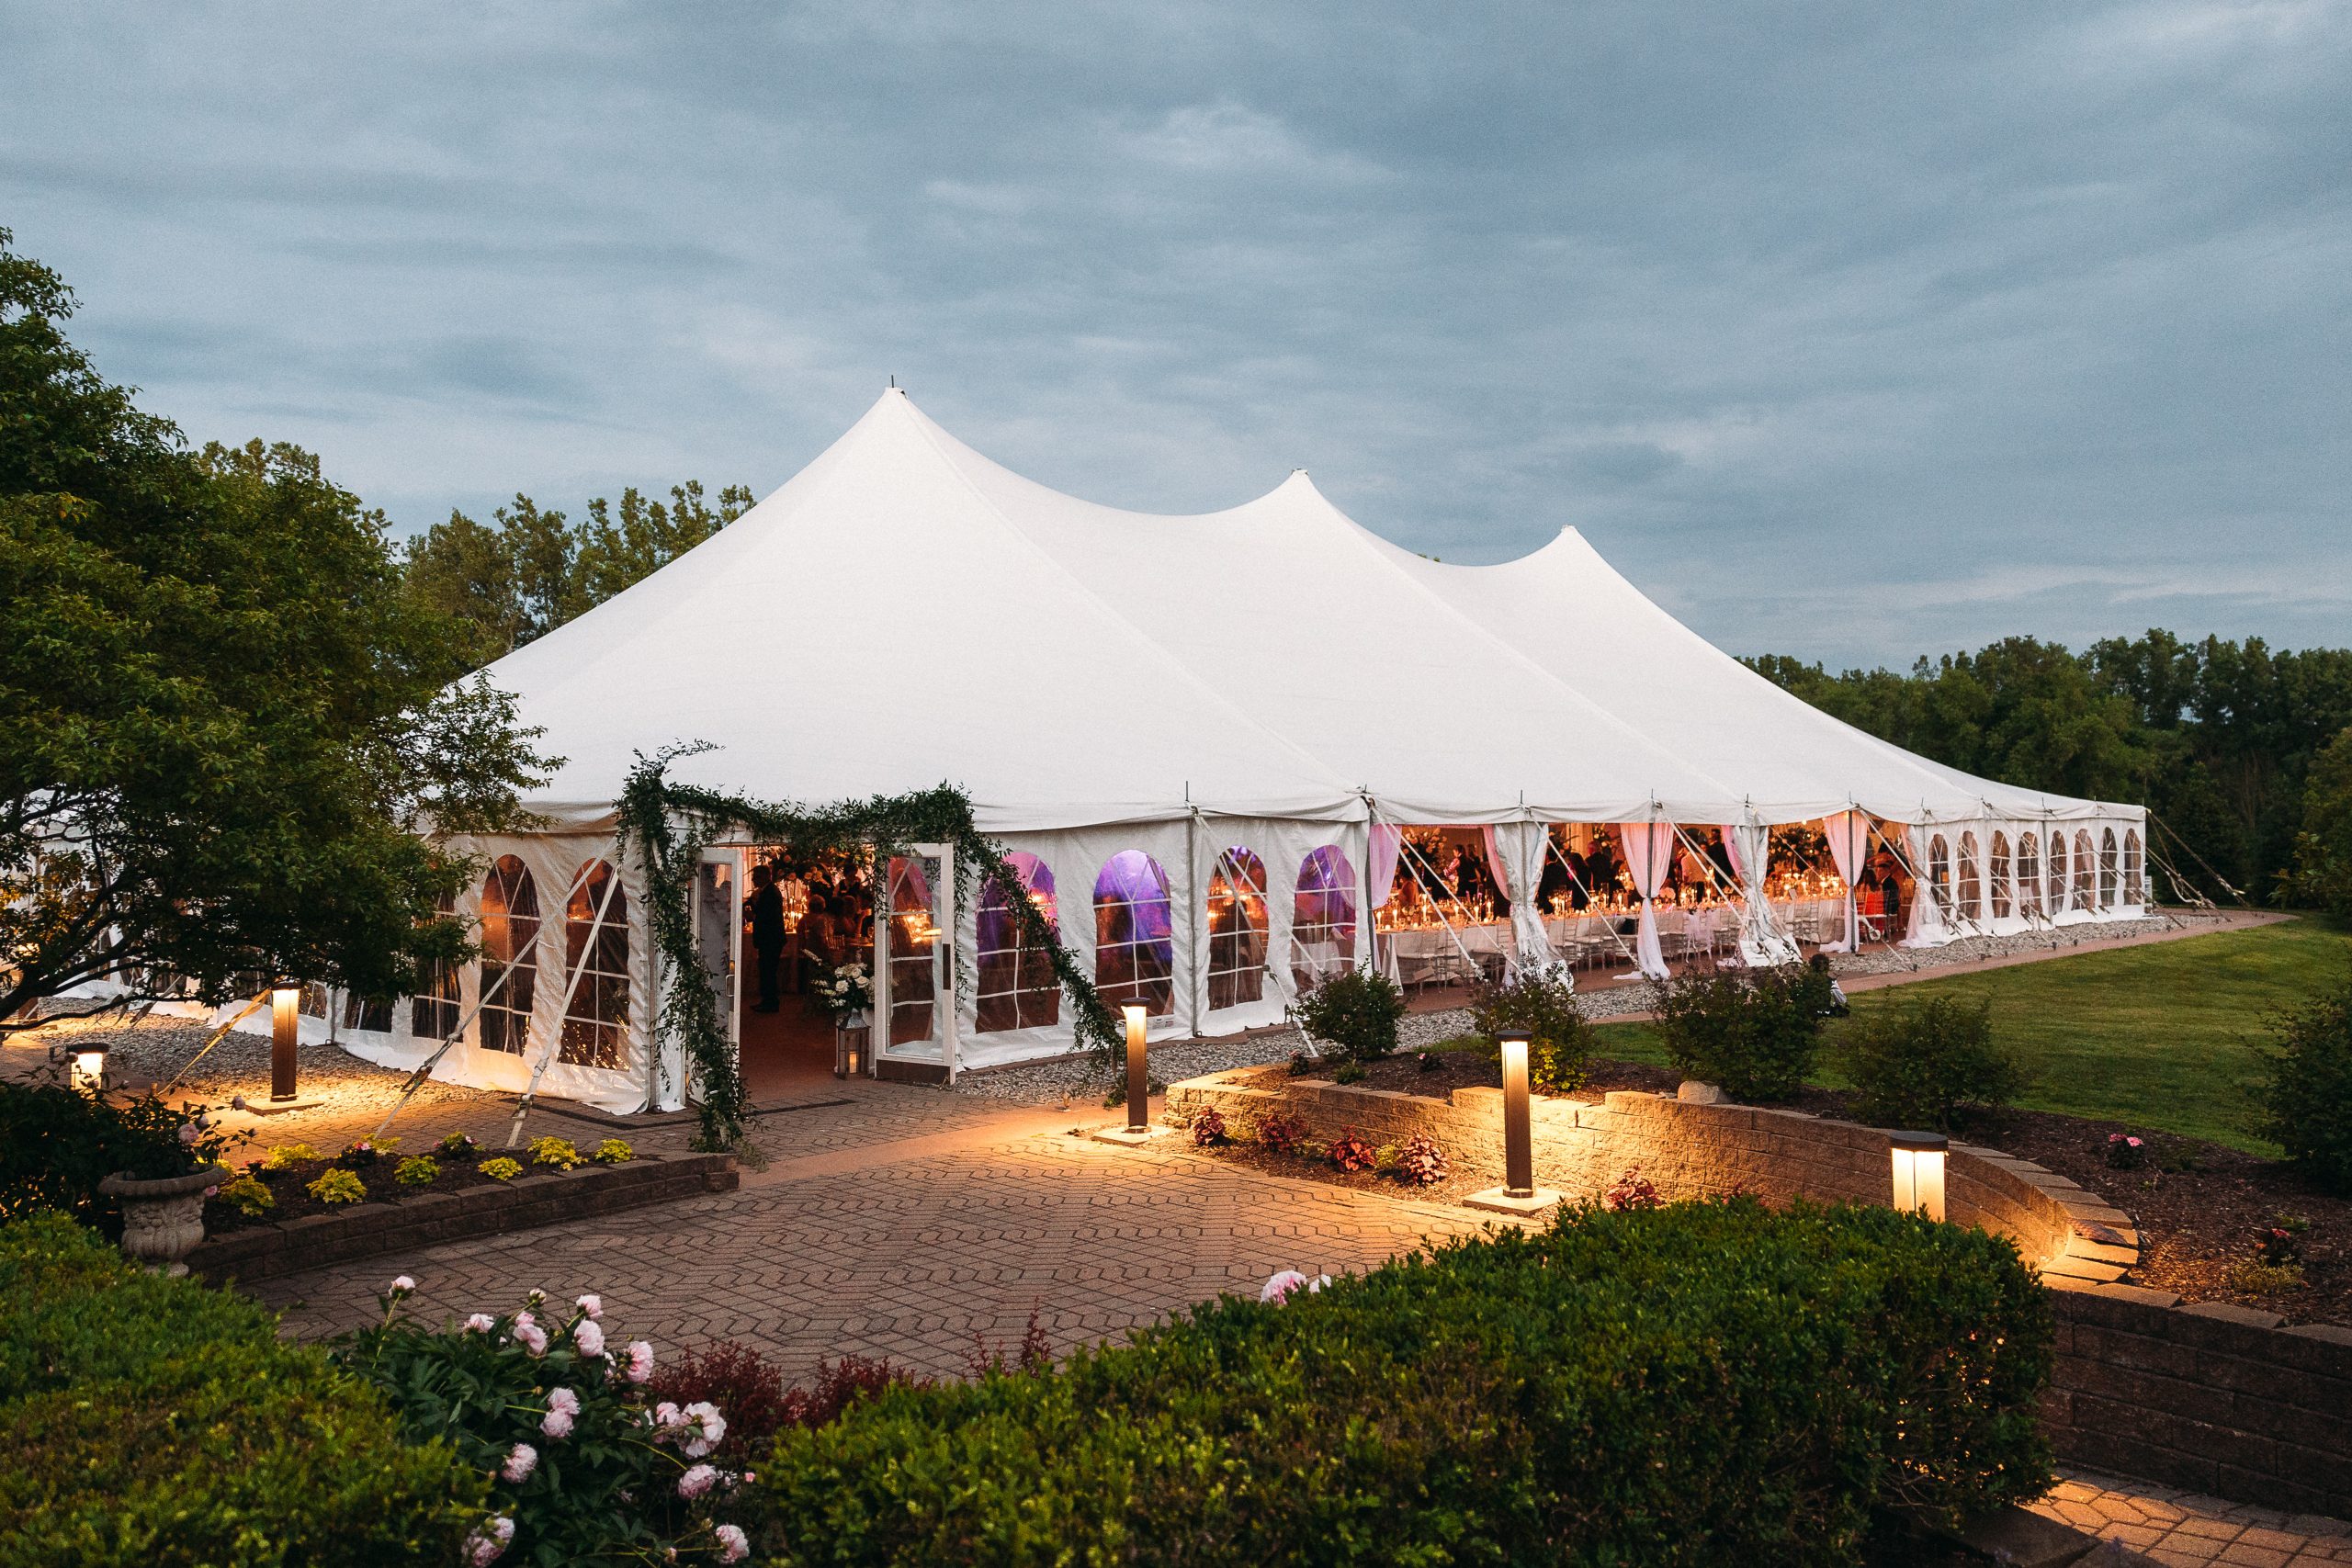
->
xmin=1466 ymin=1030 xmax=1559 ymax=1216
xmin=70 ymin=1045 xmax=108 ymax=1095
xmin=1125 ymin=1004 xmax=1148 ymax=1134
xmin=1889 ymin=1130 xmax=1949 ymax=1223
xmin=270 ymin=984 xmax=300 ymax=1102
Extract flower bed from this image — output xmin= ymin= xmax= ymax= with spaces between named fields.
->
xmin=207 ymin=1133 xmax=637 ymax=1234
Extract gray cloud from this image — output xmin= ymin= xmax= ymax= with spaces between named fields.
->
xmin=3 ymin=0 xmax=2346 ymax=665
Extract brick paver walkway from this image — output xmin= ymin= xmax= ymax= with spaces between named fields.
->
xmin=2034 ymin=1469 xmax=2352 ymax=1565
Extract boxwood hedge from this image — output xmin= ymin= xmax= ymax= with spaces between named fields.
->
xmin=0 ymin=1213 xmax=483 ymax=1568
xmin=744 ymin=1198 xmax=2052 ymax=1566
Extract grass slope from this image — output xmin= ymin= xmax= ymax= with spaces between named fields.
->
xmin=1589 ymin=919 xmax=2352 ymax=1154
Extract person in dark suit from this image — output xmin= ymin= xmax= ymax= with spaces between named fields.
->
xmin=749 ymin=862 xmax=786 ymax=1012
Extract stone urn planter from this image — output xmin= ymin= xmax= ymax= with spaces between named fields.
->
xmin=98 ymin=1165 xmax=229 ymax=1276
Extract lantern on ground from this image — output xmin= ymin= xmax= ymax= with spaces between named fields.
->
xmin=1124 ymin=1004 xmax=1148 ymax=1134
xmin=1889 ymin=1130 xmax=1948 ymax=1222
xmin=69 ymin=1044 xmax=107 ymax=1095
xmin=270 ymin=984 xmax=301 ymax=1103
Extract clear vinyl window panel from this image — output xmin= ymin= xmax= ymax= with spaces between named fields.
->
xmin=1206 ymin=848 xmax=1269 ymax=1012
xmin=479 ymin=854 xmax=539 ymax=1055
xmin=2123 ymin=830 xmax=2144 ymax=905
xmin=888 ymin=856 xmax=939 ymax=1046
xmin=560 ymin=860 xmax=630 ymax=1070
xmin=1927 ymin=835 xmax=1951 ymax=917
xmin=1290 ymin=845 xmax=1358 ymax=995
xmin=1989 ymin=832 xmax=2012 ymax=919
xmin=2016 ymin=833 xmax=2041 ymax=918
xmin=976 ymin=852 xmax=1059 ymax=1033
xmin=1093 ymin=851 xmax=1174 ymax=1017
xmin=2047 ymin=833 xmax=2069 ymax=913
xmin=2074 ymin=830 xmax=2097 ymax=912
xmin=2098 ymin=828 xmax=2120 ymax=909
xmin=1957 ymin=832 xmax=1982 ymax=922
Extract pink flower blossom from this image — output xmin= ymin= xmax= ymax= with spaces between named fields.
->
xmin=575 ymin=1292 xmax=602 ymax=1320
xmin=501 ymin=1443 xmax=537 ymax=1483
xmin=540 ymin=1406 xmax=574 ymax=1440
xmin=1260 ymin=1269 xmax=1308 ymax=1303
xmin=624 ymin=1341 xmax=654 ymax=1383
xmin=514 ymin=1321 xmax=549 ymax=1357
xmin=390 ymin=1275 xmax=415 ymax=1294
xmin=677 ymin=1463 xmax=718 ymax=1499
xmin=574 ymin=1319 xmax=605 ymax=1358
xmin=715 ymin=1524 xmax=749 ymax=1562
xmin=680 ymin=1401 xmax=726 ymax=1458
xmin=204 ymin=1186 xmax=219 ymax=1198
xmin=547 ymin=1387 xmax=580 ymax=1418
xmin=464 ymin=1516 xmax=514 ymax=1566
xmin=463 ymin=1313 xmax=495 ymax=1334
xmin=177 ymin=1123 xmax=199 ymax=1145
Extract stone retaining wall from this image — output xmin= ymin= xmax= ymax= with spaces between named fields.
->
xmin=188 ymin=1151 xmax=739 ymax=1283
xmin=1167 ymin=1068 xmax=2351 ymax=1517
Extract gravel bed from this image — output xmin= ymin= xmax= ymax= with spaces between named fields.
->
xmin=1822 ymin=915 xmax=2184 ymax=977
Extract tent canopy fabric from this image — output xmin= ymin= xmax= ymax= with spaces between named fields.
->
xmin=485 ymin=389 xmax=2132 ymax=834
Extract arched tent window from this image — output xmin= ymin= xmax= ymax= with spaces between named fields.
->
xmin=1989 ymin=832 xmax=2012 ymax=919
xmin=1206 ymin=848 xmax=1269 ymax=1011
xmin=2016 ymin=832 xmax=2041 ymax=918
xmin=2099 ymin=828 xmax=2120 ymax=909
xmin=480 ymin=855 xmax=539 ymax=1055
xmin=2124 ymin=829 xmax=2144 ymax=905
xmin=1093 ymin=852 xmax=1174 ymax=1016
xmin=1957 ymin=833 xmax=1982 ymax=921
xmin=2047 ymin=832 xmax=2069 ymax=913
xmin=559 ymin=860 xmax=629 ymax=1069
xmin=2073 ymin=829 xmax=2097 ymax=911
xmin=1291 ymin=846 xmax=1358 ymax=994
xmin=1927 ymin=835 xmax=1951 ymax=918
xmin=977 ymin=852 xmax=1059 ymax=1032
xmin=411 ymin=889 xmax=461 ymax=1040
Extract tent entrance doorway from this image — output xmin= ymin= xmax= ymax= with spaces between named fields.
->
xmin=736 ymin=844 xmax=873 ymax=1096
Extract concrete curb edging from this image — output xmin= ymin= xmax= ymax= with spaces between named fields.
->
xmin=187 ymin=1152 xmax=739 ymax=1284
xmin=1165 ymin=1068 xmax=2352 ymax=1517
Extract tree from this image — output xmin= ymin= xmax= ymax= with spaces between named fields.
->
xmin=2285 ymin=728 xmax=2352 ymax=920
xmin=0 ymin=230 xmax=551 ymax=1027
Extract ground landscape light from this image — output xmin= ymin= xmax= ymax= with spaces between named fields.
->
xmin=1124 ymin=1004 xmax=1148 ymax=1133
xmin=71 ymin=1046 xmax=107 ymax=1095
xmin=1497 ymin=1030 xmax=1534 ymax=1198
xmin=1889 ymin=1130 xmax=1949 ymax=1223
xmin=270 ymin=984 xmax=301 ymax=1102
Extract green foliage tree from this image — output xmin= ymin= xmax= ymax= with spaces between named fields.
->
xmin=2262 ymin=970 xmax=2352 ymax=1194
xmin=0 ymin=230 xmax=550 ymax=1025
xmin=401 ymin=480 xmax=753 ymax=670
xmin=1657 ymin=963 xmax=1836 ymax=1101
xmin=2284 ymin=728 xmax=2352 ymax=920
xmin=1831 ymin=995 xmax=2024 ymax=1133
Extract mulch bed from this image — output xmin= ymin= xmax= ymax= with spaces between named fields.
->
xmin=1208 ymin=1051 xmax=2350 ymax=1326
xmin=204 ymin=1135 xmax=634 ymax=1235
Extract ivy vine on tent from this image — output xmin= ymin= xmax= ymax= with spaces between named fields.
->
xmin=616 ymin=746 xmax=1120 ymax=1146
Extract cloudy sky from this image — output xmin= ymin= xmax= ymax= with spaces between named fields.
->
xmin=5 ymin=1 xmax=2346 ymax=666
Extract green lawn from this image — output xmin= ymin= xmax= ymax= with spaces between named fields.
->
xmin=1587 ymin=918 xmax=2352 ymax=1154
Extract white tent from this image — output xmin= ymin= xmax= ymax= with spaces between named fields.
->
xmin=296 ymin=389 xmax=2146 ymax=1110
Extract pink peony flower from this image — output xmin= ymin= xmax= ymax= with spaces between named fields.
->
xmin=501 ymin=1442 xmax=537 ymax=1483
xmin=514 ymin=1322 xmax=549 ymax=1357
xmin=390 ymin=1275 xmax=415 ymax=1294
xmin=624 ymin=1341 xmax=654 ymax=1383
xmin=715 ymin=1523 xmax=749 ymax=1562
xmin=178 ymin=1123 xmax=199 ymax=1145
xmin=575 ymin=1292 xmax=603 ymax=1320
xmin=464 ymin=1516 xmax=514 ymax=1566
xmin=463 ymin=1313 xmax=495 ymax=1334
xmin=677 ymin=1463 xmax=718 ymax=1499
xmin=1260 ymin=1269 xmax=1309 ymax=1304
xmin=547 ymin=1387 xmax=580 ymax=1418
xmin=574 ymin=1319 xmax=605 ymax=1358
xmin=204 ymin=1186 xmax=219 ymax=1198
xmin=680 ymin=1401 xmax=726 ymax=1458
xmin=540 ymin=1406 xmax=574 ymax=1440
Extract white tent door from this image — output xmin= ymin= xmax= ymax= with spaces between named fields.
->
xmin=694 ymin=852 xmax=741 ymax=1089
xmin=882 ymin=850 xmax=954 ymax=1055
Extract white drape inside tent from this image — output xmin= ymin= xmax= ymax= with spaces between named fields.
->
xmin=1483 ymin=822 xmax=1555 ymax=981
xmin=1820 ymin=810 xmax=1871 ymax=954
xmin=1369 ymin=824 xmax=1402 ymax=909
xmin=1618 ymin=821 xmax=1676 ymax=979
xmin=1901 ymin=824 xmax=1951 ymax=948
xmin=1720 ymin=819 xmax=1795 ymax=966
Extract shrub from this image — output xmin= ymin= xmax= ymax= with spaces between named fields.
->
xmin=340 ymin=1137 xmax=390 ymax=1168
xmin=1417 ymin=1051 xmax=1442 ymax=1073
xmin=341 ymin=1282 xmax=749 ymax=1565
xmin=528 ymin=1136 xmax=585 ymax=1171
xmin=2104 ymin=1133 xmax=2146 ymax=1169
xmin=438 ymin=1131 xmax=479 ymax=1159
xmin=1252 ymin=1112 xmax=1308 ymax=1156
xmin=2256 ymin=1214 xmax=2309 ymax=1267
xmin=1471 ymin=974 xmax=1593 ymax=1092
xmin=1286 ymin=967 xmax=1407 ymax=1063
xmin=395 ymin=1155 xmax=439 ymax=1188
xmin=0 ymin=1214 xmax=481 ymax=1565
xmin=738 ymin=1199 xmax=2052 ymax=1565
xmin=646 ymin=1341 xmax=795 ymax=1464
xmin=593 ymin=1138 xmax=635 ymax=1164
xmin=1657 ymin=963 xmax=1836 ymax=1101
xmin=1395 ymin=1133 xmax=1448 ymax=1186
xmin=264 ymin=1141 xmax=322 ymax=1170
xmin=481 ymin=1156 xmax=524 ymax=1182
xmin=1285 ymin=1052 xmax=1313 ymax=1077
xmin=2264 ymin=973 xmax=2352 ymax=1194
xmin=1604 ymin=1166 xmax=1661 ymax=1211
xmin=780 ymin=1356 xmax=933 ymax=1431
xmin=1832 ymin=995 xmax=2024 ymax=1133
xmin=1331 ymin=1061 xmax=1365 ymax=1085
xmin=219 ymin=1174 xmax=275 ymax=1216
xmin=309 ymin=1168 xmax=368 ymax=1204
xmin=1327 ymin=1130 xmax=1376 ymax=1173
xmin=0 ymin=1080 xmax=242 ymax=1235
xmin=1190 ymin=1109 xmax=1228 ymax=1147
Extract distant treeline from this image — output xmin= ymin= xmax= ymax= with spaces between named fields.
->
xmin=1745 ymin=635 xmax=2352 ymax=908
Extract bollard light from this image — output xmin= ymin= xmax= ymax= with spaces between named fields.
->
xmin=1124 ymin=1004 xmax=1148 ymax=1133
xmin=270 ymin=984 xmax=301 ymax=1103
xmin=1889 ymin=1130 xmax=1949 ymax=1223
xmin=1497 ymin=1029 xmax=1534 ymax=1199
xmin=70 ymin=1045 xmax=107 ymax=1095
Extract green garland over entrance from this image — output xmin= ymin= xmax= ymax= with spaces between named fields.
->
xmin=616 ymin=746 xmax=1120 ymax=1146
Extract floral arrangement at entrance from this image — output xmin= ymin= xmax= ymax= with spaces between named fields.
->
xmin=811 ymin=960 xmax=874 ymax=1026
